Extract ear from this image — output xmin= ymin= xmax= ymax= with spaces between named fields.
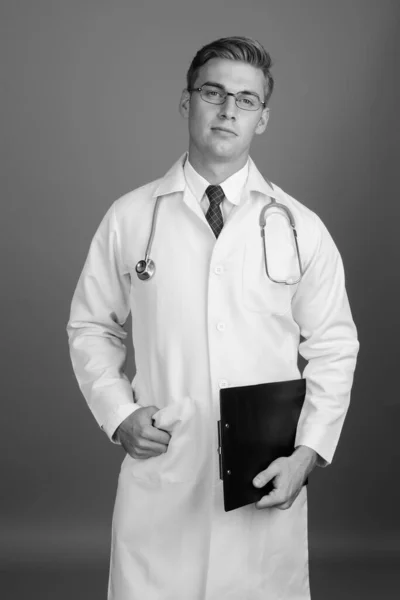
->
xmin=179 ymin=89 xmax=191 ymax=118
xmin=255 ymin=107 xmax=270 ymax=135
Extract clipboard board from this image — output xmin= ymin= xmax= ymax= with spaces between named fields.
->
xmin=217 ymin=378 xmax=307 ymax=512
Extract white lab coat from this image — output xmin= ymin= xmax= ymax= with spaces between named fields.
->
xmin=67 ymin=154 xmax=359 ymax=600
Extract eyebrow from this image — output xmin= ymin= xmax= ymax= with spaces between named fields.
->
xmin=200 ymin=81 xmax=261 ymax=99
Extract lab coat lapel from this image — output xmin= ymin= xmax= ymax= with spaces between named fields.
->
xmin=181 ymin=186 xmax=210 ymax=226
xmin=152 ymin=154 xmax=187 ymax=199
xmin=152 ymin=154 xmax=214 ymax=232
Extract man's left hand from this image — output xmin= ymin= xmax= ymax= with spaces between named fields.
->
xmin=253 ymin=446 xmax=318 ymax=510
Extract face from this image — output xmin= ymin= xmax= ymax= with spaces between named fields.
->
xmin=180 ymin=58 xmax=269 ymax=165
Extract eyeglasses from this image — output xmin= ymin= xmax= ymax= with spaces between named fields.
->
xmin=189 ymin=84 xmax=265 ymax=111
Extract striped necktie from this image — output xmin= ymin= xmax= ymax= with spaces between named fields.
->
xmin=205 ymin=185 xmax=224 ymax=238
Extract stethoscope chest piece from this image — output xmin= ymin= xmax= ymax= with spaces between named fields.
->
xmin=135 ymin=258 xmax=155 ymax=281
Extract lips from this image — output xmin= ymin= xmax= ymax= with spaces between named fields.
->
xmin=211 ymin=127 xmax=237 ymax=136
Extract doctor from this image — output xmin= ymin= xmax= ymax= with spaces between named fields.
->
xmin=67 ymin=36 xmax=359 ymax=599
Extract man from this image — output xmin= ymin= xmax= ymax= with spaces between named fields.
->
xmin=67 ymin=36 xmax=359 ymax=599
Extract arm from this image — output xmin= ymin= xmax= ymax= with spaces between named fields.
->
xmin=254 ymin=213 xmax=359 ymax=509
xmin=67 ymin=202 xmax=140 ymax=441
xmin=292 ymin=214 xmax=359 ymax=465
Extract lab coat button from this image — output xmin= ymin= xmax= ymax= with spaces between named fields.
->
xmin=216 ymin=322 xmax=226 ymax=332
xmin=219 ymin=379 xmax=228 ymax=388
xmin=214 ymin=265 xmax=223 ymax=275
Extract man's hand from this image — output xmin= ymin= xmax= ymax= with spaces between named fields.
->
xmin=114 ymin=406 xmax=171 ymax=460
xmin=252 ymin=446 xmax=318 ymax=510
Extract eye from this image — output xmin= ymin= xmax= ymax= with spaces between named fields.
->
xmin=239 ymin=96 xmax=257 ymax=107
xmin=204 ymin=89 xmax=222 ymax=98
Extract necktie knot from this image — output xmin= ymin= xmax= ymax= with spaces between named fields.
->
xmin=205 ymin=185 xmax=225 ymax=206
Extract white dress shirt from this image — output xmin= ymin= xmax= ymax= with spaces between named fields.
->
xmin=183 ymin=154 xmax=249 ymax=223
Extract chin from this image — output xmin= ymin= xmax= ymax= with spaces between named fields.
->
xmin=209 ymin=144 xmax=239 ymax=160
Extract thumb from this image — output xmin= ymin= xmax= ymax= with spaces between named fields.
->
xmin=140 ymin=405 xmax=160 ymax=423
xmin=253 ymin=460 xmax=281 ymax=488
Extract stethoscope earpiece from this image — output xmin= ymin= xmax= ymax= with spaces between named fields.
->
xmin=135 ymin=259 xmax=155 ymax=281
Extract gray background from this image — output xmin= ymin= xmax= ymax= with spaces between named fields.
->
xmin=2 ymin=0 xmax=399 ymax=596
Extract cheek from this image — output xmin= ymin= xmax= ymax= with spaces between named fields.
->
xmin=189 ymin=116 xmax=217 ymax=146
xmin=188 ymin=117 xmax=205 ymax=143
xmin=188 ymin=108 xmax=207 ymax=134
xmin=189 ymin=100 xmax=217 ymax=127
xmin=239 ymin=119 xmax=259 ymax=142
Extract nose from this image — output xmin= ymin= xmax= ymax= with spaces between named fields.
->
xmin=218 ymin=94 xmax=238 ymax=120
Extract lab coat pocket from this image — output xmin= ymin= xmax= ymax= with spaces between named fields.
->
xmin=242 ymin=236 xmax=292 ymax=315
xmin=125 ymin=397 xmax=198 ymax=484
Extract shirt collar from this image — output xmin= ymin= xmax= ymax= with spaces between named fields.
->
xmin=184 ymin=155 xmax=249 ymax=206
xmin=152 ymin=152 xmax=277 ymax=199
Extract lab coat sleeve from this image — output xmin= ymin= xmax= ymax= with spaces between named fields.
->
xmin=67 ymin=202 xmax=141 ymax=442
xmin=292 ymin=213 xmax=359 ymax=466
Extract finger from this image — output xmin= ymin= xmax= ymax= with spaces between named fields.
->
xmin=144 ymin=424 xmax=171 ymax=445
xmin=134 ymin=449 xmax=166 ymax=459
xmin=137 ymin=438 xmax=169 ymax=454
xmin=129 ymin=444 xmax=168 ymax=459
xmin=121 ymin=431 xmax=168 ymax=456
xmin=276 ymin=501 xmax=292 ymax=510
xmin=255 ymin=489 xmax=286 ymax=510
xmin=142 ymin=405 xmax=161 ymax=420
xmin=277 ymin=487 xmax=302 ymax=510
xmin=256 ymin=483 xmax=299 ymax=510
xmin=253 ymin=460 xmax=282 ymax=488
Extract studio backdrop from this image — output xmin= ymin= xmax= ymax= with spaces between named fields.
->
xmin=1 ymin=0 xmax=399 ymax=566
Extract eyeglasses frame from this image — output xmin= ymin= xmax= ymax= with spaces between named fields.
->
xmin=188 ymin=85 xmax=266 ymax=111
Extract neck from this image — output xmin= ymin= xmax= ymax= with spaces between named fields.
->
xmin=188 ymin=147 xmax=248 ymax=184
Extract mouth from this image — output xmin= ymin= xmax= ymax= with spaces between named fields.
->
xmin=211 ymin=127 xmax=237 ymax=136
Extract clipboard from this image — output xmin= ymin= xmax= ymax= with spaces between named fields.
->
xmin=217 ymin=378 xmax=307 ymax=512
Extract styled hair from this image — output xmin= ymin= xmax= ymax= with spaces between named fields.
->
xmin=186 ymin=36 xmax=274 ymax=105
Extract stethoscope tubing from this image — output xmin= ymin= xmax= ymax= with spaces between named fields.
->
xmin=136 ymin=194 xmax=303 ymax=284
xmin=259 ymin=197 xmax=303 ymax=285
xmin=144 ymin=195 xmax=162 ymax=261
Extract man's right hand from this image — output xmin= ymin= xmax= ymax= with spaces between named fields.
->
xmin=114 ymin=406 xmax=171 ymax=460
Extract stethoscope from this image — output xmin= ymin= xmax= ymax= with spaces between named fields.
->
xmin=259 ymin=198 xmax=303 ymax=285
xmin=135 ymin=196 xmax=162 ymax=281
xmin=136 ymin=195 xmax=303 ymax=285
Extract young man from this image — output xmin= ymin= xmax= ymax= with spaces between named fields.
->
xmin=67 ymin=37 xmax=359 ymax=599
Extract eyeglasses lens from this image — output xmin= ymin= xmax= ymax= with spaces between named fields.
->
xmin=200 ymin=86 xmax=261 ymax=111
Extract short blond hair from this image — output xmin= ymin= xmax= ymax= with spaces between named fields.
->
xmin=186 ymin=36 xmax=274 ymax=105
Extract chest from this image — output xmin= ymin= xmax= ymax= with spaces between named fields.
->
xmin=120 ymin=197 xmax=299 ymax=318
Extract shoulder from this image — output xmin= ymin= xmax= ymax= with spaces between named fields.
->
xmin=112 ymin=177 xmax=162 ymax=219
xmin=270 ymin=183 xmax=317 ymax=222
xmin=270 ymin=182 xmax=331 ymax=236
xmin=269 ymin=183 xmax=337 ymax=266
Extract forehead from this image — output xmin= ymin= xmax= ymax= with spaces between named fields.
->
xmin=194 ymin=58 xmax=265 ymax=96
